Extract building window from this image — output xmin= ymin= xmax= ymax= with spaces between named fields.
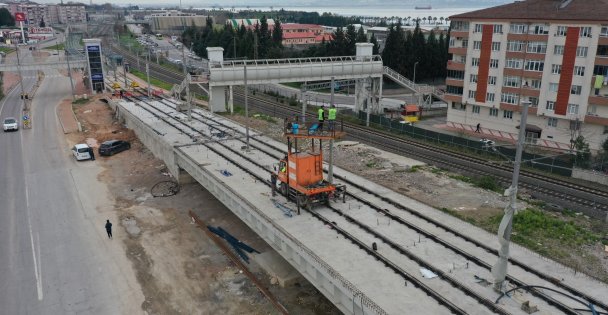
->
xmin=576 ymin=47 xmax=588 ymax=57
xmin=574 ymin=66 xmax=585 ymax=76
xmin=462 ymin=39 xmax=469 ymax=48
xmin=580 ymin=27 xmax=592 ymax=38
xmin=509 ymin=23 xmax=527 ymax=34
xmin=549 ymin=83 xmax=559 ymax=92
xmin=446 ymin=85 xmax=464 ymax=95
xmin=551 ymin=64 xmax=562 ymax=74
xmin=527 ymin=42 xmax=547 ymax=54
xmin=486 ymin=92 xmax=495 ymax=102
xmin=505 ymin=58 xmax=523 ymax=69
xmin=532 ymin=24 xmax=549 ymax=35
xmin=501 ymin=92 xmax=519 ymax=104
xmin=567 ymin=103 xmax=579 ymax=114
xmin=528 ymin=97 xmax=539 ymax=107
xmin=471 ymin=57 xmax=480 ymax=67
xmin=490 ymin=59 xmax=499 ymax=68
xmin=503 ymin=76 xmax=521 ymax=88
xmin=546 ymin=101 xmax=555 ymax=111
xmin=470 ymin=74 xmax=478 ymax=83
xmin=452 ymin=102 xmax=467 ymax=110
xmin=571 ymin=85 xmax=582 ymax=95
xmin=468 ymin=90 xmax=477 ymax=99
xmin=459 ymin=55 xmax=467 ymax=63
xmin=472 ymin=105 xmax=481 ymax=114
xmin=556 ymin=26 xmax=568 ymax=36
xmin=525 ymin=60 xmax=544 ymax=71
xmin=493 ymin=24 xmax=503 ymax=34
xmin=601 ymin=26 xmax=608 ymax=37
xmin=488 ymin=76 xmax=497 ymax=85
xmin=548 ymin=117 xmax=558 ymax=127
xmin=449 ymin=38 xmax=455 ymax=47
xmin=474 ymin=24 xmax=482 ymax=33
xmin=492 ymin=42 xmax=501 ymax=51
xmin=490 ymin=108 xmax=499 ymax=116
xmin=503 ymin=110 xmax=514 ymax=119
xmin=554 ymin=45 xmax=564 ymax=55
xmin=507 ymin=40 xmax=524 ymax=52
xmin=473 ymin=41 xmax=481 ymax=50
xmin=447 ymin=70 xmax=465 ymax=80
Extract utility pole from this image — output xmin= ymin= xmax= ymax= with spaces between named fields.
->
xmin=492 ymin=100 xmax=531 ymax=291
xmin=366 ymin=76 xmax=372 ymax=127
xmin=181 ymin=46 xmax=191 ymax=120
xmin=244 ymin=63 xmax=250 ymax=150
xmin=15 ymin=44 xmax=27 ymax=110
xmin=328 ymin=76 xmax=335 ymax=184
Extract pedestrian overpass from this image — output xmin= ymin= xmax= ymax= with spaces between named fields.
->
xmin=0 ymin=58 xmax=88 ymax=72
xmin=198 ymin=43 xmax=385 ymax=113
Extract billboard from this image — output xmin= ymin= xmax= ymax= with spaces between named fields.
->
xmin=14 ymin=12 xmax=26 ymax=22
xmin=28 ymin=27 xmax=53 ymax=34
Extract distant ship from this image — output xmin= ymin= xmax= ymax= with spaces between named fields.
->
xmin=415 ymin=6 xmax=432 ymax=10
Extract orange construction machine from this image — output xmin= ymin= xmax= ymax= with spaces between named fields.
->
xmin=272 ymin=117 xmax=346 ymax=214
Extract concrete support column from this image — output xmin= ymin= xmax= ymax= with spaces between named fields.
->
xmin=355 ymin=43 xmax=374 ymax=115
xmin=228 ymin=85 xmax=234 ymax=114
xmin=207 ymin=47 xmax=227 ymax=112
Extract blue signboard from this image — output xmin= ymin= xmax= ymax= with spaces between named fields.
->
xmin=87 ymin=45 xmax=100 ymax=52
xmin=91 ymin=74 xmax=103 ymax=80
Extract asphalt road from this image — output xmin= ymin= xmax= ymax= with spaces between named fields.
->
xmin=0 ymin=49 xmax=142 ymax=314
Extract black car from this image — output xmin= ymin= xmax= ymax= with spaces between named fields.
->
xmin=99 ymin=140 xmax=131 ymax=156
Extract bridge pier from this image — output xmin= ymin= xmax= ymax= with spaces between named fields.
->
xmin=207 ymin=47 xmax=228 ymax=112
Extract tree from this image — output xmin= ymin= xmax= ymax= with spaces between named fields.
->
xmin=356 ymin=26 xmax=367 ymax=43
xmin=573 ymin=135 xmax=591 ymax=168
xmin=0 ymin=8 xmax=15 ymax=27
xmin=272 ymin=18 xmax=283 ymax=47
xmin=345 ymin=24 xmax=357 ymax=55
xmin=370 ymin=33 xmax=380 ymax=54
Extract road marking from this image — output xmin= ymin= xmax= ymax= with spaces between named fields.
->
xmin=25 ymin=187 xmax=44 ymax=301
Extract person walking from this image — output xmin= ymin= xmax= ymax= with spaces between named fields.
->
xmin=475 ymin=123 xmax=481 ymax=133
xmin=88 ymin=146 xmax=95 ymax=161
xmin=105 ymin=220 xmax=113 ymax=239
xmin=328 ymin=105 xmax=337 ymax=132
xmin=317 ymin=106 xmax=325 ymax=131
xmin=270 ymin=173 xmax=278 ymax=196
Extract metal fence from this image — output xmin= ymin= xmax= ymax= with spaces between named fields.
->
xmin=356 ymin=111 xmax=573 ymax=177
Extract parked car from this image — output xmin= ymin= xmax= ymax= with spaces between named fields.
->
xmin=72 ymin=143 xmax=92 ymax=160
xmin=3 ymin=117 xmax=18 ymax=131
xmin=480 ymin=138 xmax=495 ymax=147
xmin=99 ymin=140 xmax=131 ymax=156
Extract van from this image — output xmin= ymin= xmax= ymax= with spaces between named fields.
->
xmin=72 ymin=143 xmax=92 ymax=160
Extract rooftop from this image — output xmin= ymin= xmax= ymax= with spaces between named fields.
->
xmin=450 ymin=0 xmax=608 ymax=21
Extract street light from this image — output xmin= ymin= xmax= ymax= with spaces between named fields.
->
xmin=413 ymin=61 xmax=419 ymax=84
xmin=491 ymin=100 xmax=532 ymax=292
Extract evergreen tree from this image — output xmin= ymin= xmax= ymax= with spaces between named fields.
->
xmin=370 ymin=33 xmax=380 ymax=55
xmin=0 ymin=8 xmax=15 ymax=27
xmin=356 ymin=26 xmax=367 ymax=43
xmin=345 ymin=24 xmax=357 ymax=55
xmin=272 ymin=19 xmax=283 ymax=47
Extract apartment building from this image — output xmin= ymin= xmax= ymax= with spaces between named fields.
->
xmin=6 ymin=2 xmax=85 ymax=25
xmin=445 ymin=0 xmax=608 ymax=151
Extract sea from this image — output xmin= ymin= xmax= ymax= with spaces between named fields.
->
xmin=192 ymin=5 xmax=490 ymax=19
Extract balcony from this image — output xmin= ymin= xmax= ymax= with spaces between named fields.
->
xmin=596 ymin=56 xmax=608 ymax=66
xmin=450 ymin=30 xmax=469 ymax=39
xmin=446 ymin=60 xmax=465 ymax=71
xmin=584 ymin=114 xmax=608 ymax=125
xmin=599 ymin=36 xmax=608 ymax=45
xmin=499 ymin=103 xmax=538 ymax=114
xmin=448 ymin=47 xmax=467 ymax=55
xmin=507 ymin=33 xmax=549 ymax=41
xmin=588 ymin=95 xmax=608 ymax=106
xmin=443 ymin=94 xmax=463 ymax=103
xmin=445 ymin=78 xmax=464 ymax=87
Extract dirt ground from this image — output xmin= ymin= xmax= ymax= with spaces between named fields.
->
xmin=67 ymin=98 xmax=337 ymax=315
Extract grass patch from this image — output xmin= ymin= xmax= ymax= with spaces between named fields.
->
xmin=408 ymin=165 xmax=422 ymax=172
xmin=130 ymin=69 xmax=173 ymax=91
xmin=46 ymin=43 xmax=64 ymax=51
xmin=439 ymin=207 xmax=477 ymax=224
xmin=72 ymin=98 xmax=90 ymax=105
xmin=448 ymin=174 xmax=502 ymax=193
xmin=252 ymin=113 xmax=276 ymax=123
xmin=281 ymin=82 xmax=302 ymax=89
xmin=0 ymin=47 xmax=14 ymax=54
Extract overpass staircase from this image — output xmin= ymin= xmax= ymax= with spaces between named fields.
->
xmin=382 ymin=66 xmax=445 ymax=107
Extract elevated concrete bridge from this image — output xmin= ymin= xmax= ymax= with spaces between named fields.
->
xmin=0 ymin=58 xmax=88 ymax=72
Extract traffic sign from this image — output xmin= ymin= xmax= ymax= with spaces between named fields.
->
xmin=23 ymin=115 xmax=29 ymax=120
xmin=14 ymin=12 xmax=25 ymax=22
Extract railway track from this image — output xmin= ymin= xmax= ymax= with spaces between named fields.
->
xmin=117 ymin=90 xmax=608 ymax=314
xmin=111 ymin=45 xmax=608 ymax=218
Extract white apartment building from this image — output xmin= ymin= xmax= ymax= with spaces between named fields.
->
xmin=445 ymin=0 xmax=608 ymax=151
xmin=7 ymin=2 xmax=85 ymax=26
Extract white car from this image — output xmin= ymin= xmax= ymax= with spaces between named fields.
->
xmin=72 ymin=143 xmax=92 ymax=161
xmin=3 ymin=117 xmax=18 ymax=131
xmin=480 ymin=138 xmax=495 ymax=146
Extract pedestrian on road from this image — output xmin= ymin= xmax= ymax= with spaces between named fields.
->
xmin=270 ymin=173 xmax=278 ymax=196
xmin=105 ymin=220 xmax=112 ymax=239
xmin=328 ymin=105 xmax=337 ymax=132
xmin=475 ymin=123 xmax=481 ymax=133
xmin=317 ymin=106 xmax=325 ymax=131
xmin=89 ymin=147 xmax=95 ymax=161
